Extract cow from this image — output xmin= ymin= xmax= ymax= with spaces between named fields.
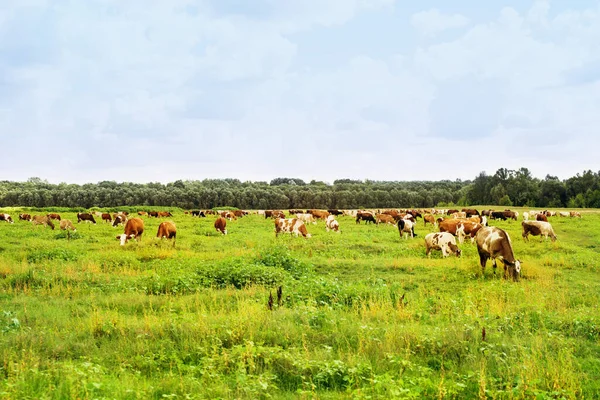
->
xmin=191 ymin=210 xmax=206 ymax=217
xmin=101 ymin=213 xmax=112 ymax=223
xmin=452 ymin=212 xmax=467 ymax=219
xmin=148 ymin=211 xmax=159 ymax=218
xmin=155 ymin=211 xmax=172 ymax=217
xmin=327 ymin=209 xmax=344 ymax=216
xmin=308 ymin=210 xmax=330 ymax=221
xmin=138 ymin=211 xmax=148 ymax=216
xmin=356 ymin=211 xmax=376 ymax=224
xmin=446 ymin=209 xmax=459 ymax=215
xmin=77 ymin=213 xmax=96 ymax=224
xmin=438 ymin=219 xmax=464 ymax=236
xmin=275 ymin=218 xmax=311 ymax=238
xmin=522 ymin=221 xmax=557 ymax=242
xmin=456 ymin=221 xmax=483 ymax=244
xmin=296 ymin=213 xmax=317 ymax=225
xmin=117 ymin=218 xmax=144 ymax=246
xmin=32 ymin=215 xmax=55 ymax=230
xmin=59 ymin=219 xmax=76 ymax=232
xmin=462 ymin=208 xmax=480 ymax=217
xmin=536 ymin=213 xmax=548 ymax=222
xmin=503 ymin=211 xmax=518 ymax=221
xmin=398 ymin=219 xmax=416 ymax=239
xmin=233 ymin=210 xmax=247 ymax=218
xmin=475 ymin=226 xmax=521 ymax=280
xmin=112 ymin=214 xmax=128 ymax=227
xmin=424 ymin=232 xmax=461 ymax=258
xmin=19 ymin=213 xmax=32 ymax=221
xmin=376 ymin=214 xmax=396 ymax=226
xmin=423 ymin=214 xmax=437 ymax=227
xmin=523 ymin=212 xmax=530 ymax=221
xmin=559 ymin=211 xmax=569 ymax=217
xmin=47 ymin=213 xmax=61 ymax=221
xmin=156 ymin=221 xmax=177 ymax=246
xmin=0 ymin=213 xmax=14 ymax=224
xmin=264 ymin=210 xmax=273 ymax=219
xmin=570 ymin=211 xmax=581 ymax=218
xmin=214 ymin=217 xmax=227 ymax=235
xmin=326 ymin=215 xmax=340 ymax=233
xmin=220 ymin=211 xmax=237 ymax=221
xmin=490 ymin=211 xmax=507 ymax=221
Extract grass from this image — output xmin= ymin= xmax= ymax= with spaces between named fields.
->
xmin=0 ymin=207 xmax=598 ymax=399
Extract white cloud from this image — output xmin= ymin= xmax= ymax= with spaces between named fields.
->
xmin=410 ymin=8 xmax=469 ymax=37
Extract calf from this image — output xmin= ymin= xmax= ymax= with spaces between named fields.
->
xmin=522 ymin=221 xmax=557 ymax=242
xmin=274 ymin=218 xmax=311 ymax=238
xmin=59 ymin=219 xmax=76 ymax=232
xmin=32 ymin=215 xmax=55 ymax=230
xmin=475 ymin=227 xmax=521 ymax=280
xmin=77 ymin=213 xmax=96 ymax=224
xmin=156 ymin=221 xmax=177 ymax=246
xmin=0 ymin=213 xmax=14 ymax=224
xmin=214 ymin=217 xmax=227 ymax=235
xmin=117 ymin=218 xmax=144 ymax=246
xmin=424 ymin=232 xmax=461 ymax=258
xmin=326 ymin=215 xmax=340 ymax=233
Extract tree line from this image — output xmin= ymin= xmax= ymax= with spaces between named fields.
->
xmin=0 ymin=168 xmax=599 ymax=210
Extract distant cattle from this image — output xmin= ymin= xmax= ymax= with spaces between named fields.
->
xmin=327 ymin=209 xmax=344 ymax=216
xmin=398 ymin=219 xmax=416 ymax=239
xmin=19 ymin=213 xmax=32 ymax=221
xmin=191 ymin=210 xmax=206 ymax=217
xmin=117 ymin=218 xmax=144 ymax=246
xmin=59 ymin=219 xmax=76 ymax=232
xmin=296 ymin=213 xmax=316 ymax=225
xmin=308 ymin=210 xmax=329 ymax=220
xmin=112 ymin=214 xmax=128 ymax=227
xmin=570 ymin=211 xmax=581 ymax=218
xmin=214 ymin=217 xmax=227 ymax=235
xmin=522 ymin=221 xmax=557 ymax=242
xmin=233 ymin=210 xmax=247 ymax=218
xmin=138 ymin=211 xmax=148 ymax=216
xmin=32 ymin=215 xmax=55 ymax=230
xmin=462 ymin=208 xmax=480 ymax=217
xmin=77 ymin=213 xmax=96 ymax=224
xmin=274 ymin=218 xmax=311 ymax=238
xmin=475 ymin=227 xmax=521 ymax=280
xmin=423 ymin=214 xmax=437 ymax=227
xmin=148 ymin=211 xmax=159 ymax=218
xmin=157 ymin=221 xmax=177 ymax=246
xmin=503 ymin=211 xmax=518 ymax=220
xmin=101 ymin=213 xmax=112 ymax=223
xmin=523 ymin=212 xmax=530 ymax=221
xmin=220 ymin=211 xmax=237 ymax=221
xmin=446 ymin=209 xmax=459 ymax=215
xmin=536 ymin=213 xmax=548 ymax=222
xmin=438 ymin=219 xmax=464 ymax=236
xmin=0 ymin=213 xmax=14 ymax=224
xmin=356 ymin=211 xmax=376 ymax=224
xmin=452 ymin=212 xmax=467 ymax=219
xmin=376 ymin=214 xmax=396 ymax=225
xmin=326 ymin=215 xmax=340 ymax=233
xmin=456 ymin=221 xmax=483 ymax=244
xmin=47 ymin=213 xmax=61 ymax=221
xmin=157 ymin=211 xmax=172 ymax=217
xmin=264 ymin=210 xmax=273 ymax=219
xmin=559 ymin=211 xmax=569 ymax=217
xmin=490 ymin=211 xmax=507 ymax=221
xmin=424 ymin=232 xmax=461 ymax=258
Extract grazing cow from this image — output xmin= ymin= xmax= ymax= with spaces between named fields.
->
xmin=19 ymin=213 xmax=32 ymax=221
xmin=462 ymin=208 xmax=480 ymax=217
xmin=138 ymin=211 xmax=148 ymax=216
xmin=490 ymin=211 xmax=507 ymax=221
xmin=452 ymin=212 xmax=467 ymax=219
xmin=456 ymin=221 xmax=483 ymax=244
xmin=523 ymin=212 xmax=530 ymax=221
xmin=327 ymin=209 xmax=344 ymax=216
xmin=156 ymin=221 xmax=177 ymax=245
xmin=59 ymin=219 xmax=76 ymax=232
xmin=296 ymin=213 xmax=317 ymax=225
xmin=219 ymin=211 xmax=237 ymax=221
xmin=522 ymin=221 xmax=557 ymax=242
xmin=376 ymin=214 xmax=396 ymax=226
xmin=214 ymin=217 xmax=227 ymax=235
xmin=233 ymin=210 xmax=247 ymax=218
xmin=536 ymin=213 xmax=548 ymax=222
xmin=356 ymin=211 xmax=376 ymax=224
xmin=112 ymin=214 xmax=128 ymax=227
xmin=32 ymin=215 xmax=55 ymax=230
xmin=148 ymin=211 xmax=159 ymax=218
xmin=559 ymin=211 xmax=569 ymax=217
xmin=101 ymin=213 xmax=112 ymax=223
xmin=423 ymin=214 xmax=437 ymax=227
xmin=0 ymin=213 xmax=14 ymax=224
xmin=570 ymin=211 xmax=581 ymax=218
xmin=326 ymin=215 xmax=340 ymax=233
xmin=446 ymin=209 xmax=459 ymax=215
xmin=481 ymin=210 xmax=492 ymax=217
xmin=274 ymin=218 xmax=311 ymax=238
xmin=156 ymin=211 xmax=172 ymax=217
xmin=308 ymin=210 xmax=330 ymax=221
xmin=117 ymin=218 xmax=144 ymax=246
xmin=264 ymin=210 xmax=273 ymax=219
xmin=424 ymin=232 xmax=461 ymax=258
xmin=475 ymin=227 xmax=521 ymax=280
xmin=191 ymin=210 xmax=206 ymax=217
xmin=398 ymin=219 xmax=416 ymax=239
xmin=438 ymin=219 xmax=464 ymax=236
xmin=289 ymin=209 xmax=304 ymax=215
xmin=503 ymin=211 xmax=518 ymax=221
xmin=77 ymin=213 xmax=96 ymax=224
xmin=47 ymin=213 xmax=61 ymax=221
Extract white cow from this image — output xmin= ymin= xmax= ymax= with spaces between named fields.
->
xmin=325 ymin=215 xmax=340 ymax=233
xmin=424 ymin=232 xmax=461 ymax=257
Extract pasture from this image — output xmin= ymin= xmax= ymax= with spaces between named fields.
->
xmin=0 ymin=208 xmax=598 ymax=399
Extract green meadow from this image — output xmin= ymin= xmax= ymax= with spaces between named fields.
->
xmin=0 ymin=207 xmax=598 ymax=399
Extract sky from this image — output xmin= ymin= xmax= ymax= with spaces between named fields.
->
xmin=1 ymin=0 xmax=599 ymax=184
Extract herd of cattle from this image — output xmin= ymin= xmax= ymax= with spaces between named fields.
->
xmin=0 ymin=206 xmax=583 ymax=280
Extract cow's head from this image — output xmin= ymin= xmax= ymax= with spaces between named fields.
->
xmin=117 ymin=233 xmax=135 ymax=246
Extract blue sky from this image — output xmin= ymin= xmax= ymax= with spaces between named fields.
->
xmin=1 ymin=0 xmax=599 ymax=183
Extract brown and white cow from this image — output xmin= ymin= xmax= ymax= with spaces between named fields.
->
xmin=296 ymin=213 xmax=317 ymax=225
xmin=47 ymin=213 xmax=61 ymax=221
xmin=102 ymin=213 xmax=112 ymax=223
xmin=475 ymin=226 xmax=521 ymax=280
xmin=219 ymin=211 xmax=237 ymax=221
xmin=59 ymin=219 xmax=76 ymax=232
xmin=326 ymin=215 xmax=340 ymax=233
xmin=522 ymin=221 xmax=557 ymax=242
xmin=536 ymin=213 xmax=548 ymax=222
xmin=569 ymin=211 xmax=581 ymax=218
xmin=214 ymin=217 xmax=227 ymax=235
xmin=376 ymin=214 xmax=396 ymax=226
xmin=308 ymin=210 xmax=330 ymax=221
xmin=456 ymin=221 xmax=483 ymax=244
xmin=0 ymin=213 xmax=14 ymax=224
xmin=117 ymin=218 xmax=144 ymax=246
xmin=424 ymin=232 xmax=461 ymax=258
xmin=274 ymin=218 xmax=311 ymax=238
xmin=398 ymin=219 xmax=416 ymax=239
xmin=112 ymin=214 xmax=128 ymax=227
xmin=77 ymin=213 xmax=96 ymax=224
xmin=32 ymin=215 xmax=55 ymax=230
xmin=19 ymin=213 xmax=32 ymax=221
xmin=423 ymin=214 xmax=437 ymax=227
xmin=157 ymin=211 xmax=172 ymax=217
xmin=156 ymin=221 xmax=177 ymax=246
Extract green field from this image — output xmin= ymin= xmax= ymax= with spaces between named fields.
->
xmin=0 ymin=208 xmax=598 ymax=399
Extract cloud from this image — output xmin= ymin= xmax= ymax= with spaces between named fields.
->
xmin=410 ymin=9 xmax=469 ymax=37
